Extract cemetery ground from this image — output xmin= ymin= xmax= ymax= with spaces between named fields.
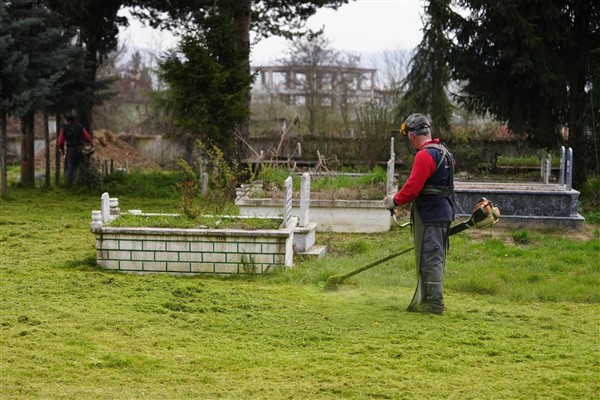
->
xmin=1 ymin=180 xmax=599 ymax=399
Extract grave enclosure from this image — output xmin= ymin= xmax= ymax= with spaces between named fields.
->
xmin=92 ymin=174 xmax=328 ymax=275
xmin=453 ymin=146 xmax=584 ymax=230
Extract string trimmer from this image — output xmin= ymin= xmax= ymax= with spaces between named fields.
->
xmin=323 ymin=198 xmax=500 ymax=291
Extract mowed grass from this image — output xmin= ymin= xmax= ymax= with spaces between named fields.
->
xmin=1 ymin=187 xmax=599 ymax=399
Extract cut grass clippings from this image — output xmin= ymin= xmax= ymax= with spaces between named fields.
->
xmin=1 ymin=187 xmax=599 ymax=399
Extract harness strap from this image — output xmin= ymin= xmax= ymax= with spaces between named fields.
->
xmin=420 ymin=142 xmax=454 ymax=197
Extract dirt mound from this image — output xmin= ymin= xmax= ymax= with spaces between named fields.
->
xmin=35 ymin=129 xmax=160 ymax=171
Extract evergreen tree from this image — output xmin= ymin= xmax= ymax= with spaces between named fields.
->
xmin=395 ymin=0 xmax=453 ymax=136
xmin=159 ymin=3 xmax=253 ymax=156
xmin=1 ymin=2 xmax=21 ymax=196
xmin=448 ymin=0 xmax=599 ymax=185
xmin=47 ymin=0 xmax=125 ymax=130
xmin=1 ymin=0 xmax=74 ymax=188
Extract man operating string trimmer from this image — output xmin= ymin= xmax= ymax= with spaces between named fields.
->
xmin=383 ymin=113 xmax=456 ymax=315
xmin=324 ymin=116 xmax=499 ymax=305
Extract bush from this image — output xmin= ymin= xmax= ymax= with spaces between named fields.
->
xmin=177 ymin=142 xmax=250 ymax=217
xmin=257 ymin=165 xmax=292 ymax=191
xmin=74 ymin=158 xmax=102 ymax=190
xmin=580 ymin=175 xmax=600 ymax=213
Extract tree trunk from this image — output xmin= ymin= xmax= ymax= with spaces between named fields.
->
xmin=234 ymin=0 xmax=252 ymax=161
xmin=55 ymin=113 xmax=61 ymax=186
xmin=1 ymin=112 xmax=8 ymax=199
xmin=44 ymin=111 xmax=51 ymax=189
xmin=20 ymin=111 xmax=36 ymax=188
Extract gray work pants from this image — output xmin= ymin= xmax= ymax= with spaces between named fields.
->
xmin=407 ymin=206 xmax=450 ymax=313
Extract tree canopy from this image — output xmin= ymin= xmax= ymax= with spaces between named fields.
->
xmin=1 ymin=0 xmax=79 ymax=188
xmin=447 ymin=0 xmax=599 ymax=183
xmin=396 ymin=0 xmax=453 ymax=136
xmin=159 ymin=4 xmax=253 ymax=155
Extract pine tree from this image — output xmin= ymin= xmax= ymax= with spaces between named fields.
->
xmin=47 ymin=0 xmax=125 ymax=130
xmin=395 ymin=0 xmax=453 ymax=136
xmin=1 ymin=0 xmax=74 ymax=188
xmin=159 ymin=4 xmax=253 ymax=156
xmin=448 ymin=0 xmax=599 ymax=185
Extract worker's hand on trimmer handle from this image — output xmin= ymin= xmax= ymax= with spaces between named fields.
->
xmin=382 ymin=195 xmax=396 ymax=214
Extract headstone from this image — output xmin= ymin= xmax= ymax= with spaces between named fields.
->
xmin=201 ymin=172 xmax=209 ymax=195
xmin=544 ymin=154 xmax=552 ymax=185
xmin=387 ymin=158 xmax=395 ymax=195
xmin=109 ymin=198 xmax=120 ymax=220
xmin=540 ymin=156 xmax=545 ymax=179
xmin=567 ymin=148 xmax=573 ymax=191
xmin=101 ymin=192 xmax=110 ymax=223
xmin=387 ymin=137 xmax=395 ymax=194
xmin=299 ymin=173 xmax=311 ymax=227
xmin=283 ymin=176 xmax=293 ymax=227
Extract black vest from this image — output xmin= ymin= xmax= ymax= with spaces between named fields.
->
xmin=415 ymin=142 xmax=455 ymax=223
xmin=64 ymin=122 xmax=84 ymax=148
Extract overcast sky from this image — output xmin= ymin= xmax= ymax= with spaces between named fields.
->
xmin=118 ymin=0 xmax=425 ymax=65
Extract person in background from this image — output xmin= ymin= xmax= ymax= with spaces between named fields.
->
xmin=57 ymin=115 xmax=94 ymax=188
xmin=383 ymin=113 xmax=455 ymax=315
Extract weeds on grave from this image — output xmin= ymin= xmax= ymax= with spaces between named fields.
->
xmin=177 ymin=142 xmax=252 ymax=218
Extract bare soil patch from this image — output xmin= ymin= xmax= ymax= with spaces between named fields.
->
xmin=35 ymin=129 xmax=160 ymax=171
xmin=465 ymin=224 xmax=597 ymax=243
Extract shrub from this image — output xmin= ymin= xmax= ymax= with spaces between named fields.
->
xmin=74 ymin=158 xmax=102 ymax=191
xmin=177 ymin=142 xmax=251 ymax=218
xmin=580 ymin=175 xmax=600 ymax=213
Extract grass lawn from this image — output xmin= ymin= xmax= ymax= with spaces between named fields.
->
xmin=1 ymin=186 xmax=599 ymax=399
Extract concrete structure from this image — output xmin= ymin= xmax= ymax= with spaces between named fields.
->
xmin=454 ymin=147 xmax=584 ymax=230
xmin=236 ymin=196 xmax=391 ymax=233
xmin=92 ymin=223 xmax=296 ymax=274
xmin=252 ymin=64 xmax=379 ymax=107
xmin=237 ymin=144 xmax=397 ymax=233
xmin=454 ymin=182 xmax=584 ymax=230
xmin=292 ymin=173 xmax=325 ymax=256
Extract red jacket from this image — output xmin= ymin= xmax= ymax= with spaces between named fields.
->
xmin=394 ymin=139 xmax=440 ymax=206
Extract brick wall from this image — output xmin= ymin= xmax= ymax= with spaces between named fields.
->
xmin=95 ymin=221 xmax=296 ymax=274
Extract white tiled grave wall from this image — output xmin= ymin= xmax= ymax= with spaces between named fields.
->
xmin=96 ymin=231 xmax=292 ymax=274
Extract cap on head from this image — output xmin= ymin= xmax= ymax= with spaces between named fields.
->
xmin=401 ymin=113 xmax=431 ymax=137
